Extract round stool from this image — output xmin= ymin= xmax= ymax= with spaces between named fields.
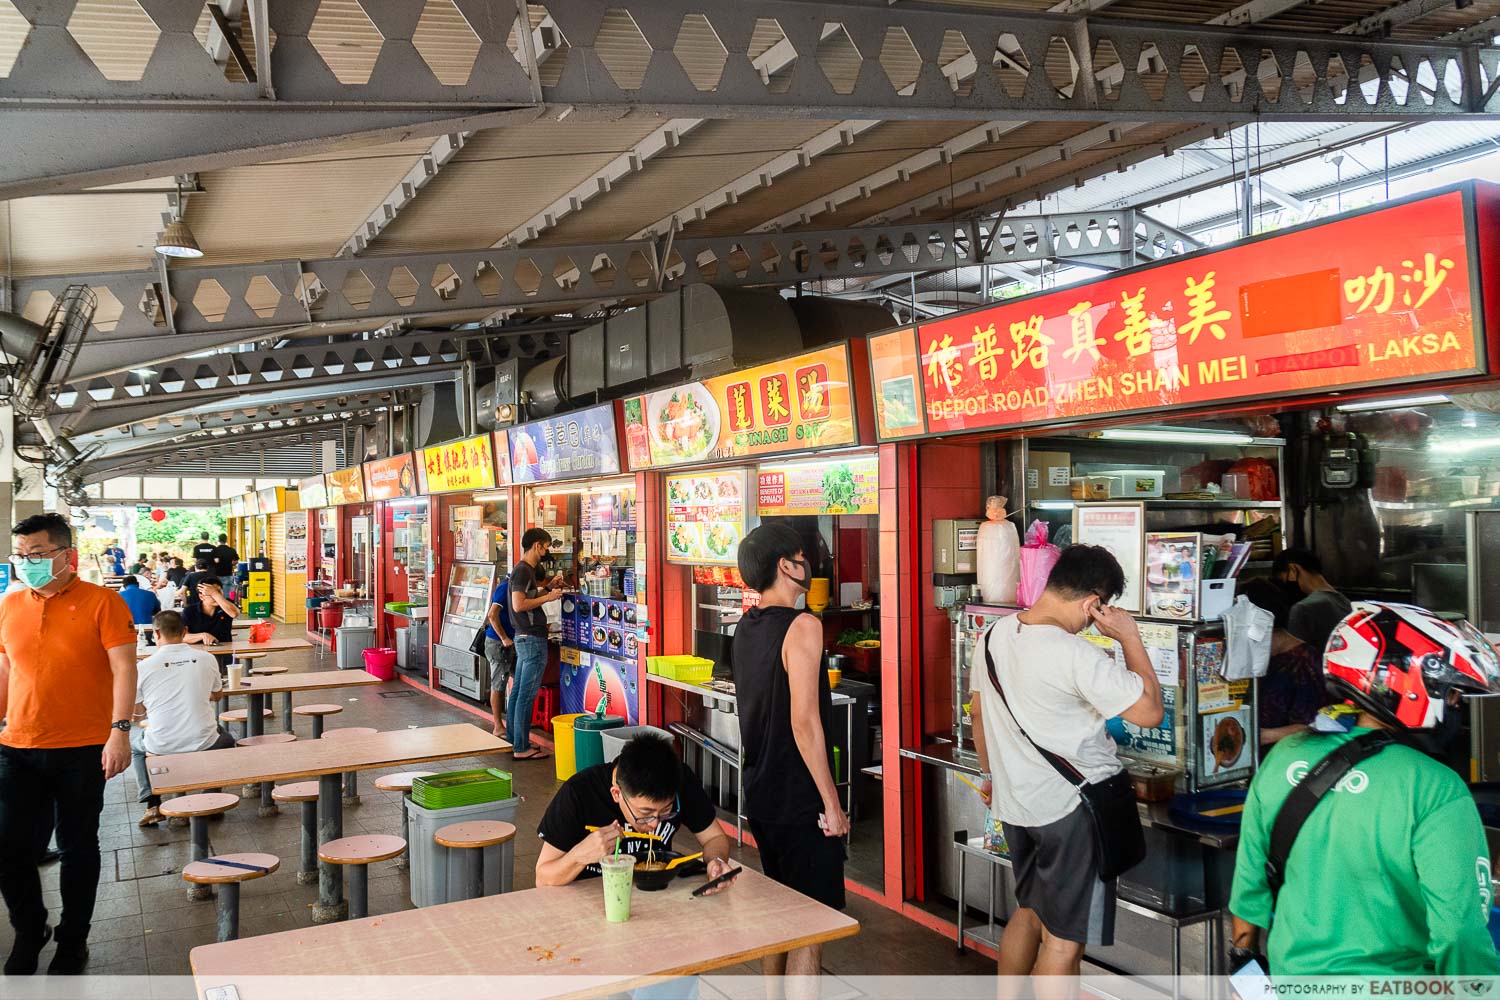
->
xmin=218 ymin=707 xmax=273 ymax=741
xmin=292 ymin=703 xmax=342 ymax=740
xmin=237 ymin=732 xmax=298 ymax=816
xmin=434 ymin=820 xmax=516 ymax=901
xmin=373 ymin=771 xmax=436 ymax=871
xmin=234 ymin=651 xmax=269 ymax=673
xmin=272 ymin=781 xmax=321 ymax=885
xmin=318 ymin=835 xmax=406 ymax=919
xmin=182 ymin=853 xmax=279 ymax=941
xmin=160 ymin=793 xmax=241 ymax=901
xmin=251 ymin=664 xmax=288 ymax=675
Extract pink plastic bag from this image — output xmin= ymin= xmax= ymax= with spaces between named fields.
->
xmin=1017 ymin=520 xmax=1061 ymax=607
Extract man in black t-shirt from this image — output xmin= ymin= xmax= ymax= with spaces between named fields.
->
xmin=210 ymin=533 xmax=239 ymax=589
xmin=536 ymin=733 xmax=736 ymax=891
xmin=181 ymin=579 xmax=239 ymax=647
xmin=191 ymin=533 xmax=216 ymax=568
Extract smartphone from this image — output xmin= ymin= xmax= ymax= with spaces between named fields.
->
xmin=691 ymin=866 xmax=743 ymax=897
xmin=1229 ymin=957 xmax=1270 ymax=1000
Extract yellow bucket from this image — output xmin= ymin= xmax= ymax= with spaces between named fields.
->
xmin=551 ymin=713 xmax=586 ymax=781
xmin=807 ymin=577 xmax=831 ymax=612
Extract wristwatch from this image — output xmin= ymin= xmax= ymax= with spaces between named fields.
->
xmin=111 ymin=720 xmax=130 ymax=733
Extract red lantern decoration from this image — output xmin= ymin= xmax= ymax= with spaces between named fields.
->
xmin=149 ymin=509 xmax=166 ymax=523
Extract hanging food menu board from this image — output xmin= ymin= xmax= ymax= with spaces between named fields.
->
xmin=622 ymin=345 xmax=857 ymax=470
xmin=299 ymin=475 xmax=329 ymax=509
xmin=326 ymin=466 xmax=366 ymax=506
xmin=757 ymin=454 xmax=879 ymax=516
xmin=664 ymin=469 xmax=747 ymax=566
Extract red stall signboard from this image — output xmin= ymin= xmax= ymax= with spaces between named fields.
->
xmin=868 ymin=189 xmax=1487 ymax=439
xmin=363 ymin=453 xmax=418 ymax=501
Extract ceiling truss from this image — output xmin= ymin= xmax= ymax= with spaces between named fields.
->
xmin=3 ymin=0 xmax=1500 ymax=200
xmin=16 ymin=210 xmax=1192 ymax=379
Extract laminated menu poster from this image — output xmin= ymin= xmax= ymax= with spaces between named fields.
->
xmin=757 ymin=454 xmax=878 ymax=516
xmin=1145 ymin=532 xmax=1201 ymax=620
xmin=664 ymin=470 xmax=746 ymax=566
xmin=1072 ymin=502 xmax=1145 ymax=613
xmin=1201 ymin=706 xmax=1252 ymax=777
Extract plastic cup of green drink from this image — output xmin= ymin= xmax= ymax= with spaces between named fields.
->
xmin=600 ymin=855 xmax=636 ymax=923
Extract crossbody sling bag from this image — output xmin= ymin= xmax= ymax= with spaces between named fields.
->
xmin=1264 ymin=730 xmax=1395 ymax=905
xmin=984 ymin=630 xmax=1146 ymax=881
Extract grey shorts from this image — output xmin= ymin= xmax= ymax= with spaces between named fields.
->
xmin=484 ymin=636 xmax=516 ymax=689
xmin=1003 ymin=804 xmax=1116 ymax=946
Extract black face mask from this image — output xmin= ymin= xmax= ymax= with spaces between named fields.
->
xmin=1277 ymin=579 xmax=1304 ymax=604
xmin=783 ymin=558 xmax=811 ymax=591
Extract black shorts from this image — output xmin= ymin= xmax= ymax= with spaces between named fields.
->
xmin=749 ymin=819 xmax=846 ymax=910
xmin=1004 ymin=805 xmax=1116 ymax=946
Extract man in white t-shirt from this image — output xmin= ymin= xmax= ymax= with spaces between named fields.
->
xmin=130 ymin=610 xmax=234 ymax=827
xmin=970 ymin=544 xmax=1163 ymax=977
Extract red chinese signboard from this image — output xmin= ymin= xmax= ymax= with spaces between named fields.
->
xmin=868 ymin=188 xmax=1490 ymax=440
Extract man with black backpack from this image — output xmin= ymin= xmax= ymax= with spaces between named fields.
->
xmin=1230 ymin=602 xmax=1500 ymax=975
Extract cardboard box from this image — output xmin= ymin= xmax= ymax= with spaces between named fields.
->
xmin=1109 ymin=469 xmax=1165 ymax=499
xmin=1026 ymin=450 xmax=1073 ymax=501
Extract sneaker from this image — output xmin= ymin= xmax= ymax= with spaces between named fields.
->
xmin=4 ymin=924 xmax=51 ymax=975
xmin=139 ymin=806 xmax=164 ymax=827
xmin=48 ymin=941 xmax=89 ymax=976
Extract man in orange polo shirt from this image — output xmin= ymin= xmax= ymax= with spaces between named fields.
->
xmin=0 ymin=513 xmax=137 ymax=976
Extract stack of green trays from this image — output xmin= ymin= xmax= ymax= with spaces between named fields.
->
xmin=411 ymin=768 xmax=513 ymax=809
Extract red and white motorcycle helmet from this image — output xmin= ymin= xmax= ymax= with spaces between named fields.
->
xmin=1325 ymin=601 xmax=1500 ymax=729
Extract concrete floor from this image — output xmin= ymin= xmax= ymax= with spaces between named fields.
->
xmin=0 ymin=625 xmax=996 ymax=981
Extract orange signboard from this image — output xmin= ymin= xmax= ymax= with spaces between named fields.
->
xmin=326 ymin=466 xmax=366 ymax=506
xmin=622 ymin=345 xmax=857 ymax=469
xmin=869 ymin=188 xmax=1489 ymax=439
xmin=420 ymin=434 xmax=497 ymax=493
xmin=363 ymin=453 xmax=418 ymax=501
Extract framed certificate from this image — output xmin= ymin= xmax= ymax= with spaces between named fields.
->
xmin=1072 ymin=501 xmax=1146 ymax=613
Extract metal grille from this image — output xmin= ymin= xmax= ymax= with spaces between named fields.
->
xmin=153 ymin=441 xmax=343 ymax=478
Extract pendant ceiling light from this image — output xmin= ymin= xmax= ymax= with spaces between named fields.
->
xmin=154 ymin=219 xmax=203 ymax=258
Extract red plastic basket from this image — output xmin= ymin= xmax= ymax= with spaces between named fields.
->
xmin=362 ymin=647 xmax=397 ymax=681
xmin=318 ymin=603 xmax=345 ymax=630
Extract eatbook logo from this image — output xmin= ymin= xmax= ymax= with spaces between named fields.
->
xmin=1285 ymin=759 xmax=1370 ymax=794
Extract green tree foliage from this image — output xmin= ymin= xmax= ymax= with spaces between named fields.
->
xmin=133 ymin=508 xmax=227 ymax=552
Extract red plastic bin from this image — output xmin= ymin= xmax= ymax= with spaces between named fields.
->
xmin=362 ymin=647 xmax=397 ymax=681
xmin=318 ymin=603 xmax=345 ymax=630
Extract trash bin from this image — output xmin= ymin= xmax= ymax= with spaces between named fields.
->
xmin=406 ymin=794 xmax=520 ymax=908
xmin=335 ymin=625 xmax=376 ymax=669
xmin=573 ymin=715 xmax=625 ymax=771
xmin=551 ymin=713 xmax=585 ymax=781
xmin=600 ymin=725 xmax=673 ymax=764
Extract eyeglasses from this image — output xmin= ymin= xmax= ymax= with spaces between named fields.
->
xmin=619 ymin=793 xmax=680 ymax=829
xmin=11 ymin=548 xmax=66 ymax=566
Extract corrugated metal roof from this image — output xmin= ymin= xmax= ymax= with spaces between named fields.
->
xmin=367 ymin=122 xmax=667 ymax=255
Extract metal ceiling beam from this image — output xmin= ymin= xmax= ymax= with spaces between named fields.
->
xmin=1093 ymin=121 xmax=1404 ymax=210
xmin=1445 ymin=14 xmax=1500 ymax=44
xmin=80 ymin=394 xmax=395 ymax=458
xmin=78 ymin=427 xmax=347 ymax=483
xmin=1183 ymin=147 xmax=1310 ymax=213
xmin=53 ymin=328 xmax=560 ymax=438
xmin=3 ymin=1 xmax=1499 ymax=200
xmin=339 ymin=132 xmax=473 ymax=257
xmin=1337 ymin=0 xmax=1451 ymax=36
xmin=1209 ymin=0 xmax=1321 ymax=27
xmin=18 ymin=211 xmax=1192 ymax=362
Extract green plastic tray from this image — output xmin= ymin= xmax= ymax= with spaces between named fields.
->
xmin=411 ymin=768 xmax=513 ymax=809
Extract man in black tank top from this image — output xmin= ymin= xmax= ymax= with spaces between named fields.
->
xmin=732 ymin=523 xmax=848 ymax=978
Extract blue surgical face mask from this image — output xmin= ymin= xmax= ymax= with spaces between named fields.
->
xmin=12 ymin=552 xmax=59 ymax=590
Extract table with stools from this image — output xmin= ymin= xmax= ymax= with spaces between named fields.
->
xmin=159 ymin=792 xmax=240 ymax=901
xmin=221 ymin=669 xmax=381 ymax=738
xmin=149 ymin=723 xmax=509 ymax=923
xmin=433 ymin=820 xmax=516 ymax=902
xmin=317 ymin=835 xmax=407 ymax=919
xmin=292 ymin=703 xmax=342 ymax=739
xmin=236 ymin=732 xmax=297 ymax=816
xmin=192 ymin=868 xmax=859 ymax=996
xmin=322 ymin=727 xmax=378 ymax=804
xmin=182 ymin=853 xmax=280 ymax=943
xmin=372 ymin=771 xmax=434 ymax=871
